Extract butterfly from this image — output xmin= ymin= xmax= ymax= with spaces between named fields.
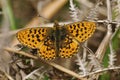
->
xmin=16 ymin=21 xmax=96 ymax=60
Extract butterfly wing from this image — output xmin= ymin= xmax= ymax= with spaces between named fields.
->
xmin=65 ymin=21 xmax=96 ymax=42
xmin=59 ymin=35 xmax=79 ymax=58
xmin=17 ymin=27 xmax=52 ymax=49
xmin=37 ymin=37 xmax=56 ymax=60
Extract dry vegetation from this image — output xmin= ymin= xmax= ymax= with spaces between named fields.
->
xmin=0 ymin=0 xmax=120 ymax=80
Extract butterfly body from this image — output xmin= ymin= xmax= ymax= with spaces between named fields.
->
xmin=17 ymin=21 xmax=96 ymax=60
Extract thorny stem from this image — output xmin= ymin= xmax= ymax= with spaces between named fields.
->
xmin=107 ymin=0 xmax=113 ymax=57
xmin=107 ymin=0 xmax=114 ymax=63
xmin=76 ymin=53 xmax=88 ymax=76
xmin=69 ymin=0 xmax=79 ymax=21
xmin=106 ymin=0 xmax=113 ymax=55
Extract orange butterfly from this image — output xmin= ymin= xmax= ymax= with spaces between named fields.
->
xmin=17 ymin=21 xmax=96 ymax=60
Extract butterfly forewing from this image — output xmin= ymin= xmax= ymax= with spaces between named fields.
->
xmin=65 ymin=21 xmax=96 ymax=42
xmin=17 ymin=27 xmax=52 ymax=49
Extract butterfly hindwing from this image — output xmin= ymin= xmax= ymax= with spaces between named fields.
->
xmin=17 ymin=27 xmax=52 ymax=49
xmin=59 ymin=35 xmax=79 ymax=58
xmin=37 ymin=36 xmax=56 ymax=60
xmin=65 ymin=21 xmax=96 ymax=42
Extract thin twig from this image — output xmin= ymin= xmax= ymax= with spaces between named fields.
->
xmin=0 ymin=69 xmax=14 ymax=80
xmin=82 ymin=66 xmax=120 ymax=77
xmin=4 ymin=71 xmax=14 ymax=80
xmin=0 ymin=30 xmax=19 ymax=38
xmin=77 ymin=0 xmax=106 ymax=16
xmin=83 ymin=41 xmax=87 ymax=62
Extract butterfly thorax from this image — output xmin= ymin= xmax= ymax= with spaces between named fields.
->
xmin=50 ymin=22 xmax=67 ymax=56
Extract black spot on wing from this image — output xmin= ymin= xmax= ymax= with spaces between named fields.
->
xmin=29 ymin=29 xmax=32 ymax=33
xmin=34 ymin=29 xmax=37 ymax=34
xmin=36 ymin=34 xmax=39 ymax=38
xmin=37 ymin=39 xmax=41 ymax=42
xmin=32 ymin=34 xmax=34 ymax=38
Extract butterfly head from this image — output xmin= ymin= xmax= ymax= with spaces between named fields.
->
xmin=53 ymin=20 xmax=60 ymax=30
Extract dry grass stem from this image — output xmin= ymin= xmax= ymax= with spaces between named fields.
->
xmin=82 ymin=66 xmax=120 ymax=77
xmin=4 ymin=47 xmax=87 ymax=80
xmin=96 ymin=32 xmax=112 ymax=60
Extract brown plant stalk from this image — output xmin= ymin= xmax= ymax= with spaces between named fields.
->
xmin=4 ymin=47 xmax=87 ymax=80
